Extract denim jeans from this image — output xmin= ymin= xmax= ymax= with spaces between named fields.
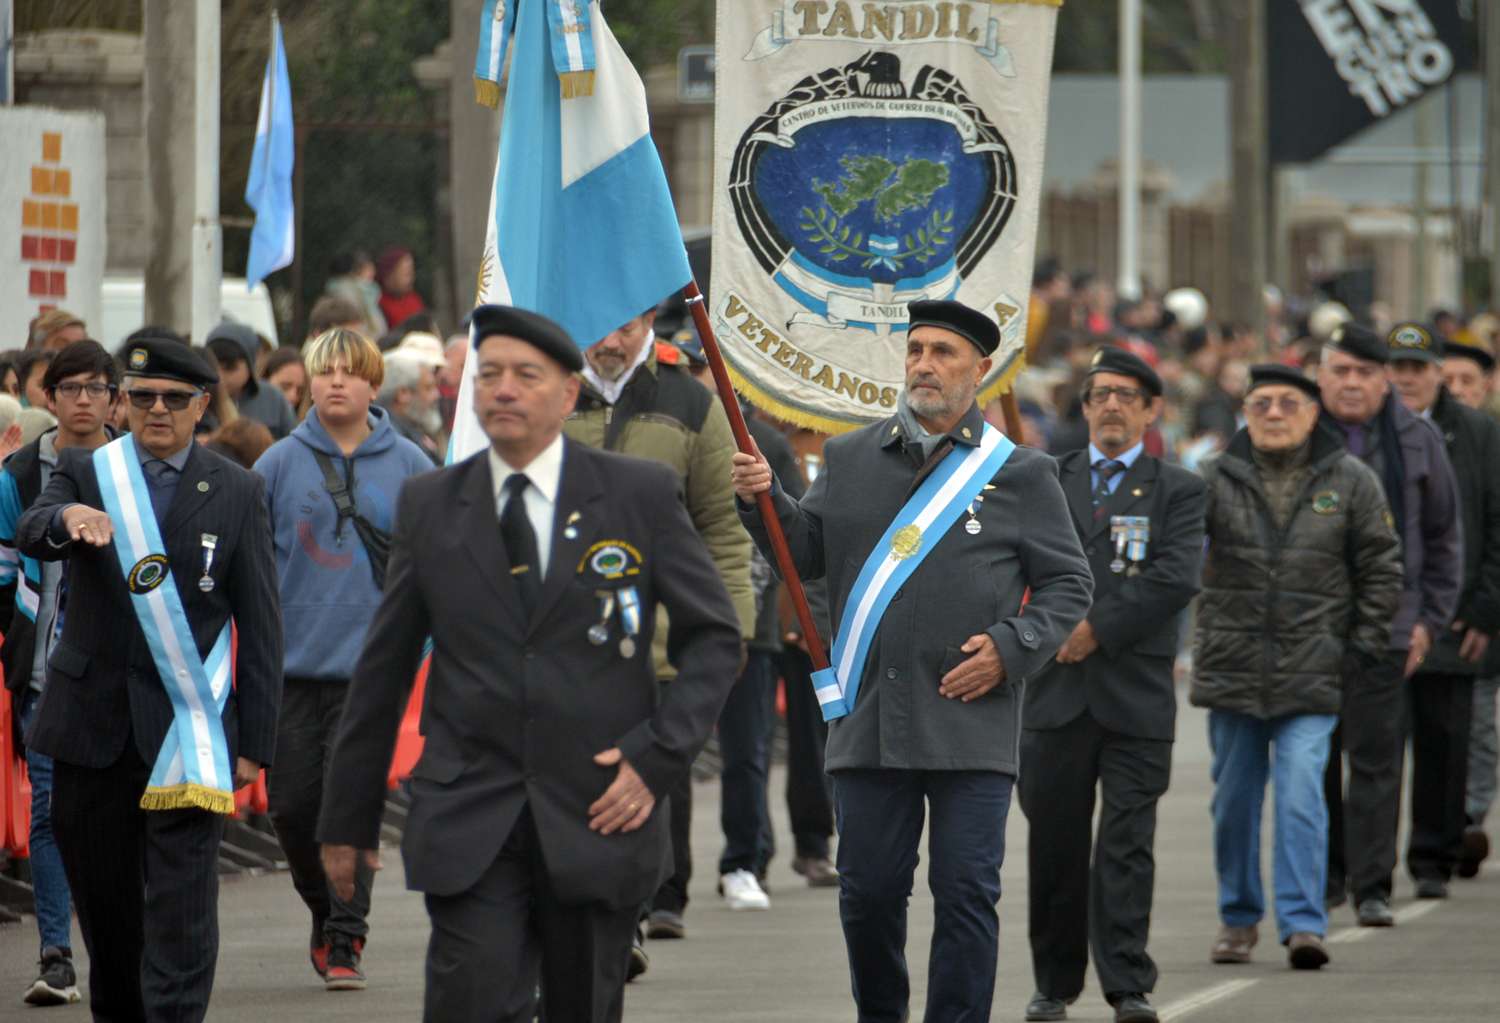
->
xmin=1209 ymin=710 xmax=1336 ymax=943
xmin=833 ymin=768 xmax=1014 ymax=1023
xmin=1468 ymin=675 xmax=1498 ymax=826
xmin=19 ymin=688 xmax=74 ymax=953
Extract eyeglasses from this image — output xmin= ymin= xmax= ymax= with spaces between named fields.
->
xmin=126 ymin=388 xmax=200 ymax=412
xmin=1245 ymin=396 xmax=1311 ymax=417
xmin=52 ymin=382 xmax=116 ymax=399
xmin=1083 ymin=385 xmax=1145 ymax=407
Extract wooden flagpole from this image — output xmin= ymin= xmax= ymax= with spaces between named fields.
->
xmin=682 ymin=281 xmax=830 ymax=673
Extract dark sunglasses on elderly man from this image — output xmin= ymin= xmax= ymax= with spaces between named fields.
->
xmin=126 ymin=388 xmax=201 ymax=412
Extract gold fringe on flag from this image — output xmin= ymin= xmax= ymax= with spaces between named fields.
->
xmin=475 ymin=77 xmax=502 ymax=109
xmin=559 ymin=70 xmax=596 ymax=100
xmin=139 ymin=783 xmax=237 ymax=816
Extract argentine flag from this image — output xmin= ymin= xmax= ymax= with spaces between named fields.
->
xmin=450 ymin=0 xmax=693 ymax=462
xmin=245 ymin=14 xmax=295 ymax=290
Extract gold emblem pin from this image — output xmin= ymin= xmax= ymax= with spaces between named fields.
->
xmin=196 ymin=481 xmax=209 ymax=493
xmin=890 ymin=524 xmax=923 ymax=561
xmin=1132 ymin=487 xmax=1144 ymax=497
xmin=961 ymin=427 xmax=972 ymax=439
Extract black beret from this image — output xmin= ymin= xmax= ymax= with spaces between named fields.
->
xmin=122 ymin=337 xmax=218 ymax=388
xmin=469 ymin=304 xmax=583 ymax=372
xmin=1442 ymin=340 xmax=1496 ymax=372
xmin=1327 ymin=322 xmax=1388 ymax=364
xmin=906 ymin=300 xmax=999 ymax=357
xmin=1085 ymin=346 xmax=1163 ymax=398
xmin=1386 ymin=321 xmax=1443 ymax=364
xmin=1248 ymin=363 xmax=1319 ymax=400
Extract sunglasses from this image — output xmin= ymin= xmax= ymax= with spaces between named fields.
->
xmin=126 ymin=388 xmax=201 ymax=412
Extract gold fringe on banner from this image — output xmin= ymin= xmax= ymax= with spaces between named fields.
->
xmin=718 ymin=350 xmax=1028 ymax=437
xmin=139 ymin=783 xmax=236 ymax=816
xmin=559 ymin=70 xmax=596 ymax=99
xmin=474 ymin=77 xmax=502 ymax=109
xmin=988 ymin=0 xmax=1064 ymax=6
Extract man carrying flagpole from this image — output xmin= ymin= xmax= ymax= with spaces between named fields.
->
xmin=732 ymin=299 xmax=1091 ymax=1023
xmin=16 ymin=335 xmax=283 ymax=1023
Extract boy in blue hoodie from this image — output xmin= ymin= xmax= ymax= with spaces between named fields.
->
xmin=253 ymin=327 xmax=431 ymax=992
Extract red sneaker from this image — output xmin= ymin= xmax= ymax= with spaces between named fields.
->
xmin=309 ymin=922 xmax=330 ymax=980
xmin=325 ymin=935 xmax=367 ymax=992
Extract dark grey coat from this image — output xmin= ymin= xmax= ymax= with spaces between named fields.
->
xmin=740 ymin=404 xmax=1092 ymax=774
xmin=1190 ymin=428 xmax=1404 ymax=719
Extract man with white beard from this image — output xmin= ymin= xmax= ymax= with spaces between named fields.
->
xmin=563 ymin=305 xmax=755 ymax=977
xmin=379 ymin=350 xmax=444 ymax=465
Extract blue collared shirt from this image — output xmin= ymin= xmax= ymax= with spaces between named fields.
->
xmin=1088 ymin=441 xmax=1144 ymax=496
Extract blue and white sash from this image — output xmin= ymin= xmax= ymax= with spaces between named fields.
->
xmin=811 ymin=423 xmax=1015 ymax=722
xmin=94 ymin=436 xmax=236 ymax=815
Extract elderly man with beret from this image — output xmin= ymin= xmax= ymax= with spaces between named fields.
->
xmin=319 ymin=305 xmax=742 ymax=1023
xmin=1195 ymin=364 xmax=1403 ymax=971
xmin=733 ymin=299 xmax=1092 ymax=1023
xmin=1021 ymin=347 xmax=1207 ymax=1023
xmin=1441 ymin=339 xmax=1500 ymax=879
xmin=16 ymin=336 xmax=283 ymax=1022
xmin=1317 ymin=324 xmax=1462 ymax=927
xmin=1386 ymin=323 xmax=1500 ymax=897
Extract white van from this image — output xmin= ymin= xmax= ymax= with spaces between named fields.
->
xmin=98 ymin=277 xmax=279 ymax=350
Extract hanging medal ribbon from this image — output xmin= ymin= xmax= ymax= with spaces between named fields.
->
xmin=617 ymin=586 xmax=641 ymax=659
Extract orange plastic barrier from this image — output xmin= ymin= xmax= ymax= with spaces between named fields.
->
xmin=1 ymin=681 xmax=33 ymax=858
xmin=387 ymin=658 xmax=429 ymax=788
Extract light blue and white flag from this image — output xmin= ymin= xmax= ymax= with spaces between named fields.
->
xmin=245 ymin=13 xmax=295 ymax=290
xmin=450 ymin=0 xmax=692 ymax=462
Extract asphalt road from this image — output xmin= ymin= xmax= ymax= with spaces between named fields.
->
xmin=2 ymin=689 xmax=1497 ymax=1021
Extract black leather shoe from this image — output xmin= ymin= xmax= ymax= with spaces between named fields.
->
xmin=626 ymin=925 xmax=649 ymax=981
xmin=1110 ymin=993 xmax=1158 ymax=1023
xmin=1458 ymin=827 xmax=1489 ymax=879
xmin=1025 ymin=992 xmax=1070 ymax=1021
xmin=1413 ymin=878 xmax=1449 ymax=899
xmin=1356 ymin=896 xmax=1395 ymax=927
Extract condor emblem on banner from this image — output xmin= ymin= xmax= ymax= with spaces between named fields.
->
xmin=711 ymin=0 xmax=1060 ymax=432
xmin=730 ymin=52 xmax=1013 ymax=335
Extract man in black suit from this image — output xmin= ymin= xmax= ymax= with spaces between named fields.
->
xmin=1021 ymin=347 xmax=1207 ymax=1023
xmin=318 ymin=305 xmax=741 ymax=1023
xmin=16 ymin=334 xmax=282 ymax=1023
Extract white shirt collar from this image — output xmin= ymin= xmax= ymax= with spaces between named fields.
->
xmin=489 ymin=431 xmax=565 ymax=505
xmin=580 ymin=331 xmax=655 ymax=406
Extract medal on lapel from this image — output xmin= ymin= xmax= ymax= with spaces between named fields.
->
xmin=199 ymin=533 xmax=218 ymax=592
xmin=588 ymin=590 xmax=615 ymax=646
xmin=1108 ymin=517 xmax=1128 ymax=574
xmin=1109 ymin=516 xmax=1150 ymax=575
xmin=617 ymin=586 xmax=642 ymax=659
xmin=964 ymin=492 xmax=985 ymax=535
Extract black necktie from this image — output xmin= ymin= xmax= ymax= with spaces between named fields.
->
xmin=1092 ymin=459 xmax=1123 ymax=520
xmin=500 ymin=473 xmax=541 ymax=615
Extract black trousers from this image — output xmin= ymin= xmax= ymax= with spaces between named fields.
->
xmin=1018 ymin=713 xmax=1171 ymax=1001
xmin=51 ymin=740 xmax=226 ymax=1023
xmin=423 ymin=806 xmax=638 ymax=1023
xmin=779 ymin=645 xmax=835 ymax=859
xmin=650 ymin=678 xmax=693 ymax=915
xmin=266 ymin=677 xmax=373 ymax=941
xmin=718 ymin=650 xmax=777 ymax=875
xmin=1326 ymin=653 xmax=1406 ymax=903
xmin=1407 ymin=672 xmax=1474 ymax=882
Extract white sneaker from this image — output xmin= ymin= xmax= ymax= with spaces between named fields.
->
xmin=720 ymin=869 xmax=771 ymax=911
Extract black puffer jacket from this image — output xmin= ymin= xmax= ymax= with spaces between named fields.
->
xmin=1191 ymin=427 xmax=1404 ymax=719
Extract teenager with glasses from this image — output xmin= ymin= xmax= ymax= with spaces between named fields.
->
xmin=0 ymin=339 xmax=119 ymax=1005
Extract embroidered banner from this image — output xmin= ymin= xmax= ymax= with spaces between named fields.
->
xmin=711 ymin=0 xmax=1061 ymax=432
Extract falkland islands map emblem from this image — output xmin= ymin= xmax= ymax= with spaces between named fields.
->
xmin=712 ymin=1 xmax=1061 ymax=431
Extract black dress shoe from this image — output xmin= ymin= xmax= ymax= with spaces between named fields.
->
xmin=1356 ymin=896 xmax=1395 ymax=927
xmin=1457 ymin=827 xmax=1488 ymax=879
xmin=1110 ymin=993 xmax=1158 ymax=1023
xmin=1025 ymin=992 xmax=1070 ymax=1021
xmin=1413 ymin=877 xmax=1449 ymax=899
xmin=626 ymin=925 xmax=649 ymax=981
